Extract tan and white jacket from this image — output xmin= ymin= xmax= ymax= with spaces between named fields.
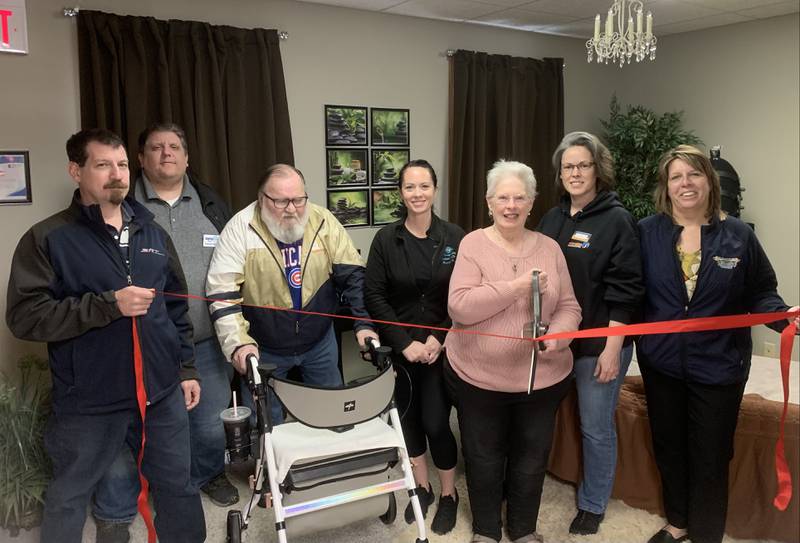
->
xmin=206 ymin=201 xmax=372 ymax=359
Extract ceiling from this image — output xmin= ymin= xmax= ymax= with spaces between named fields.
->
xmin=291 ymin=0 xmax=800 ymax=38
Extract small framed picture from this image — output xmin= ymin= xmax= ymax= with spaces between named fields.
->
xmin=371 ymin=108 xmax=410 ymax=146
xmin=0 ymin=150 xmax=32 ymax=205
xmin=326 ymin=148 xmax=369 ymax=187
xmin=371 ymin=148 xmax=409 ymax=186
xmin=327 ymin=189 xmax=369 ymax=227
xmin=372 ymin=188 xmax=404 ymax=225
xmin=325 ymin=105 xmax=368 ymax=146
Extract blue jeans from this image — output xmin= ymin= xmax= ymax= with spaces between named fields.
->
xmin=243 ymin=325 xmax=342 ymax=425
xmin=41 ymin=386 xmax=205 ymax=543
xmin=93 ymin=338 xmax=233 ymax=521
xmin=573 ymin=343 xmax=633 ymax=514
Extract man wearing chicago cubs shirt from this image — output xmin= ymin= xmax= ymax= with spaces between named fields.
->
xmin=207 ymin=163 xmax=378 ymax=423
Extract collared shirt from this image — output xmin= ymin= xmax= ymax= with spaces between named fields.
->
xmin=135 ymin=174 xmax=219 ymax=342
xmin=98 ymin=200 xmax=134 ymax=266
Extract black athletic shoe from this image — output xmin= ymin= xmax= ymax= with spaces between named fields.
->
xmin=404 ymin=483 xmax=433 ymax=524
xmin=95 ymin=520 xmax=131 ymax=543
xmin=431 ymin=491 xmax=459 ymax=535
xmin=568 ymin=510 xmax=604 ymax=535
xmin=201 ymin=472 xmax=240 ymax=507
xmin=647 ymin=529 xmax=689 ymax=543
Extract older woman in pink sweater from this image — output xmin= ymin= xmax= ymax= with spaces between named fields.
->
xmin=444 ymin=160 xmax=581 ymax=543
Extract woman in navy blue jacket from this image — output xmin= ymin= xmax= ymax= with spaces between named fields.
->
xmin=365 ymin=159 xmax=465 ymax=535
xmin=638 ymin=145 xmax=798 ymax=543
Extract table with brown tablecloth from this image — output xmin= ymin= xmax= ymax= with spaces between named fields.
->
xmin=547 ymin=376 xmax=800 ymax=542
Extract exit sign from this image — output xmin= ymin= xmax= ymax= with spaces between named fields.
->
xmin=0 ymin=0 xmax=28 ymax=54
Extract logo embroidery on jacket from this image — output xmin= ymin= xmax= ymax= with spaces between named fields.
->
xmin=441 ymin=246 xmax=457 ymax=265
xmin=713 ymin=256 xmax=740 ymax=269
xmin=140 ymin=248 xmax=166 ymax=257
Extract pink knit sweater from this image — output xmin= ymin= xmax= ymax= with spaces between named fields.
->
xmin=445 ymin=228 xmax=581 ymax=392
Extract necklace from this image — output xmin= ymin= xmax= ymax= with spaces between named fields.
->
xmin=489 ymin=226 xmax=524 ymax=273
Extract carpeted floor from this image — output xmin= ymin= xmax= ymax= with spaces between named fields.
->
xmin=6 ymin=427 xmax=780 ymax=543
xmin=5 ymin=464 xmax=777 ymax=543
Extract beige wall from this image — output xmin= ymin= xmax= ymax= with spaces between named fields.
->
xmin=612 ymin=14 xmax=800 ymax=357
xmin=0 ymin=0 xmax=614 ymax=371
xmin=0 ymin=1 xmax=797 ymax=372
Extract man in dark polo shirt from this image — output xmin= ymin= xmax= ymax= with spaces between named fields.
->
xmin=92 ymin=123 xmax=235 ymax=541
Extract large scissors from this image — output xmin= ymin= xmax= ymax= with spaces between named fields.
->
xmin=522 ymin=270 xmax=549 ymax=394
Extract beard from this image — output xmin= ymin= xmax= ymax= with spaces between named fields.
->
xmin=260 ymin=205 xmax=309 ymax=243
xmin=104 ymin=181 xmax=128 ymax=205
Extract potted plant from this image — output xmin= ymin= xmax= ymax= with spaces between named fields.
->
xmin=601 ymin=95 xmax=702 ymax=220
xmin=0 ymin=355 xmax=51 ymax=537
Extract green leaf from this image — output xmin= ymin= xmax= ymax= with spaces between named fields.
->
xmin=601 ymin=95 xmax=702 ymax=221
xmin=0 ymin=356 xmax=50 ymax=530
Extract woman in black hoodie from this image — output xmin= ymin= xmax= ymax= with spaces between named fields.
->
xmin=538 ymin=132 xmax=643 ymax=536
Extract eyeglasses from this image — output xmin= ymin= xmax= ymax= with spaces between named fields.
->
xmin=261 ymin=192 xmax=309 ymax=209
xmin=560 ymin=162 xmax=595 ymax=174
xmin=493 ymin=195 xmax=530 ymax=206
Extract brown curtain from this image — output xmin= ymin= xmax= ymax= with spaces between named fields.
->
xmin=448 ymin=50 xmax=564 ymax=231
xmin=77 ymin=10 xmax=294 ymax=211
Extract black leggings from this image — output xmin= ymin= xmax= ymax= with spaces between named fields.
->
xmin=395 ymin=355 xmax=458 ymax=470
xmin=444 ymin=357 xmax=570 ymax=542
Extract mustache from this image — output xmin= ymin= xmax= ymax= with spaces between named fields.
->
xmin=103 ymin=181 xmax=127 ymax=189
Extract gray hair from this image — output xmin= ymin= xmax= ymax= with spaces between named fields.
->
xmin=486 ymin=160 xmax=537 ymax=199
xmin=551 ymin=131 xmax=615 ymax=192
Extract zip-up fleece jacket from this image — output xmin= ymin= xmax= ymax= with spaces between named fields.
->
xmin=364 ymin=214 xmax=465 ymax=356
xmin=207 ymin=202 xmax=372 ymax=359
xmin=538 ymin=191 xmax=644 ymax=357
xmin=637 ymin=213 xmax=790 ymax=385
xmin=6 ymin=191 xmax=197 ymax=415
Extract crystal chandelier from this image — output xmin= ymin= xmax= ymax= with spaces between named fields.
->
xmin=586 ymin=0 xmax=657 ymax=67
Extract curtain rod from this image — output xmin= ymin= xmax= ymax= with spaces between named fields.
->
xmin=62 ymin=7 xmax=289 ymax=39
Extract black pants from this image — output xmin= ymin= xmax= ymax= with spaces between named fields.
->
xmin=396 ymin=355 xmax=458 ymax=469
xmin=641 ymin=365 xmax=745 ymax=543
xmin=444 ymin=358 xmax=570 ymax=542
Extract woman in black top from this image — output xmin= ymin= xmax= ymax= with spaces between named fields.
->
xmin=538 ymin=131 xmax=644 ymax=536
xmin=365 ymin=159 xmax=465 ymax=535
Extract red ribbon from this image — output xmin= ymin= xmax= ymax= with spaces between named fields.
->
xmin=131 ymin=318 xmax=157 ymax=543
xmin=165 ymin=291 xmax=799 ymax=510
xmin=774 ymin=322 xmax=797 ymax=511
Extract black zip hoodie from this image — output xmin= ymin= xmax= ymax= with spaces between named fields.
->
xmin=537 ymin=191 xmax=643 ymax=357
xmin=365 ymin=214 xmax=465 ymax=357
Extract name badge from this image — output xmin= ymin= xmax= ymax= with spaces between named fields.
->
xmin=567 ymin=230 xmax=591 ymax=249
xmin=203 ymin=234 xmax=220 ymax=248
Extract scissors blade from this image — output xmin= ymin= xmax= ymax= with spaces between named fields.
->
xmin=528 ymin=270 xmax=544 ymax=394
xmin=528 ymin=342 xmax=538 ymax=394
